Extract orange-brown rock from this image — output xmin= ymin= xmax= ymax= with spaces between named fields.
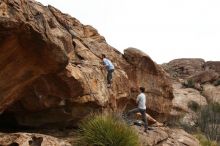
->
xmin=123 ymin=48 xmax=173 ymax=120
xmin=0 ymin=0 xmax=173 ymax=127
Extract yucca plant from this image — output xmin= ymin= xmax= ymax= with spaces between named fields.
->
xmin=77 ymin=112 xmax=140 ymax=146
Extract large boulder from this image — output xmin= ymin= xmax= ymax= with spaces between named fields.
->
xmin=172 ymin=88 xmax=207 ymax=114
xmin=171 ymin=86 xmax=207 ymax=126
xmin=202 ymin=84 xmax=220 ymax=104
xmin=124 ymin=48 xmax=173 ymax=120
xmin=0 ymin=0 xmax=70 ymax=113
xmin=0 ymin=0 xmax=173 ymax=127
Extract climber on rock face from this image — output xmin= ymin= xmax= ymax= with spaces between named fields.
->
xmin=101 ymin=54 xmax=114 ymax=88
xmin=127 ymin=87 xmax=148 ymax=132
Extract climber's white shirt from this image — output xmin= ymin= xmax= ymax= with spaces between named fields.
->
xmin=136 ymin=93 xmax=146 ymax=109
xmin=103 ymin=58 xmax=114 ymax=70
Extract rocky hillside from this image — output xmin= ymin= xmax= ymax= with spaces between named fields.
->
xmin=1 ymin=0 xmax=218 ymax=146
xmin=162 ymin=59 xmax=220 ymax=125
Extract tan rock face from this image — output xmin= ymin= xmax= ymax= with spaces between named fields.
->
xmin=170 ymin=85 xmax=208 ymax=126
xmin=0 ymin=0 xmax=173 ymax=127
xmin=202 ymin=84 xmax=220 ymax=104
xmin=172 ymin=88 xmax=207 ymax=114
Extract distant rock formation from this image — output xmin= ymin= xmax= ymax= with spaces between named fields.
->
xmin=162 ymin=58 xmax=205 ymax=79
xmin=163 ymin=59 xmax=220 ymax=83
xmin=0 ymin=0 xmax=173 ymax=127
xmin=205 ymin=61 xmax=220 ymax=74
xmin=163 ymin=58 xmax=220 ymax=127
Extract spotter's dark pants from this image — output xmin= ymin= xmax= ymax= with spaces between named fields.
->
xmin=107 ymin=69 xmax=114 ymax=84
xmin=127 ymin=108 xmax=148 ymax=130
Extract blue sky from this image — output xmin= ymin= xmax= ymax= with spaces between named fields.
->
xmin=37 ymin=0 xmax=220 ymax=63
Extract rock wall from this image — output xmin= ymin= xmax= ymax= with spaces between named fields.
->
xmin=163 ymin=58 xmax=220 ymax=84
xmin=0 ymin=0 xmax=173 ymax=127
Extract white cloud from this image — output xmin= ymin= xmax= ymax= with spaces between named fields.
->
xmin=37 ymin=0 xmax=220 ymax=63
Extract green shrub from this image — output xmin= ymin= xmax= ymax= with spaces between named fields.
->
xmin=194 ymin=134 xmax=218 ymax=146
xmin=214 ymin=79 xmax=220 ymax=86
xmin=78 ymin=112 xmax=140 ymax=146
xmin=188 ymin=101 xmax=200 ymax=112
xmin=185 ymin=79 xmax=195 ymax=88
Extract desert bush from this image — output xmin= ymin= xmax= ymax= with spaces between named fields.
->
xmin=197 ymin=103 xmax=220 ymax=142
xmin=188 ymin=101 xmax=200 ymax=112
xmin=175 ymin=102 xmax=220 ymax=143
xmin=194 ymin=134 xmax=218 ymax=146
xmin=214 ymin=79 xmax=220 ymax=86
xmin=77 ymin=112 xmax=139 ymax=146
xmin=187 ymin=79 xmax=195 ymax=88
xmin=183 ymin=79 xmax=195 ymax=88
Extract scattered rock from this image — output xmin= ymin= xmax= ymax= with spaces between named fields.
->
xmin=0 ymin=133 xmax=71 ymax=146
xmin=135 ymin=126 xmax=200 ymax=146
